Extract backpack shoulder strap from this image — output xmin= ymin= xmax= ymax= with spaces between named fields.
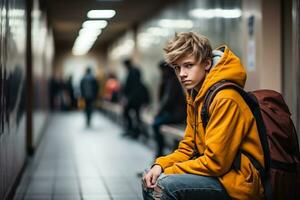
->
xmin=201 ymin=80 xmax=256 ymax=128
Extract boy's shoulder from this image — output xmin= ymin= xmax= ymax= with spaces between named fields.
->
xmin=212 ymin=88 xmax=249 ymax=110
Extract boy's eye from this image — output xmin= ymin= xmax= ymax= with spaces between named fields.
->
xmin=173 ymin=65 xmax=180 ymax=72
xmin=185 ymin=63 xmax=193 ymax=68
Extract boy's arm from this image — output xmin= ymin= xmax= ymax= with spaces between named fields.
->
xmin=161 ymin=98 xmax=249 ymax=176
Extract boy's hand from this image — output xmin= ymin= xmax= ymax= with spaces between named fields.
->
xmin=142 ymin=165 xmax=163 ymax=188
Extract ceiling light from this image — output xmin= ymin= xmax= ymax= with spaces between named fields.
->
xmin=158 ymin=19 xmax=194 ymax=29
xmin=72 ymin=34 xmax=99 ymax=56
xmin=77 ymin=35 xmax=98 ymax=43
xmin=82 ymin=20 xmax=108 ymax=29
xmin=87 ymin=10 xmax=116 ymax=19
xmin=79 ymin=28 xmax=102 ymax=37
xmin=189 ymin=9 xmax=242 ymax=19
xmin=72 ymin=49 xmax=89 ymax=56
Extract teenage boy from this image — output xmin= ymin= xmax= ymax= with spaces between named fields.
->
xmin=142 ymin=32 xmax=265 ymax=200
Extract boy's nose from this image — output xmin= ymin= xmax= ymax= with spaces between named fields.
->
xmin=179 ymin=68 xmax=187 ymax=77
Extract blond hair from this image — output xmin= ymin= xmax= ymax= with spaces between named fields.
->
xmin=164 ymin=32 xmax=213 ymax=65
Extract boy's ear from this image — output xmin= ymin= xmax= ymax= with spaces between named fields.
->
xmin=204 ymin=59 xmax=212 ymax=71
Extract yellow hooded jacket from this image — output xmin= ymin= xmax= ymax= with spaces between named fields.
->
xmin=155 ymin=46 xmax=265 ymax=200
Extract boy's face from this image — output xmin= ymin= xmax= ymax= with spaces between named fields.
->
xmin=172 ymin=54 xmax=210 ymax=91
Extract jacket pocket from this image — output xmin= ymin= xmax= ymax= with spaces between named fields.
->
xmin=239 ymin=154 xmax=263 ymax=197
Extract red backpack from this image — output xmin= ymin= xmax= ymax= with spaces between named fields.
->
xmin=201 ymin=80 xmax=300 ymax=200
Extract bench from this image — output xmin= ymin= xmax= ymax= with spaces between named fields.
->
xmin=100 ymin=101 xmax=186 ymax=150
xmin=100 ymin=101 xmax=123 ymax=124
xmin=100 ymin=101 xmax=154 ymax=127
xmin=160 ymin=124 xmax=186 ymax=149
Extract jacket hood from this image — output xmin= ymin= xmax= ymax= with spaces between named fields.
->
xmin=187 ymin=45 xmax=247 ymax=104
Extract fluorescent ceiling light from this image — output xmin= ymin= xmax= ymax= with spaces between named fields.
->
xmin=82 ymin=20 xmax=108 ymax=29
xmin=72 ymin=49 xmax=89 ymax=56
xmin=79 ymin=28 xmax=102 ymax=37
xmin=87 ymin=10 xmax=116 ymax=19
xmin=158 ymin=19 xmax=194 ymax=29
xmin=72 ymin=34 xmax=99 ymax=56
xmin=73 ymin=20 xmax=107 ymax=56
xmin=77 ymin=36 xmax=98 ymax=43
xmin=72 ymin=43 xmax=93 ymax=55
xmin=189 ymin=9 xmax=242 ymax=19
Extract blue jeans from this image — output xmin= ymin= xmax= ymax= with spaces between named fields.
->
xmin=142 ymin=174 xmax=231 ymax=200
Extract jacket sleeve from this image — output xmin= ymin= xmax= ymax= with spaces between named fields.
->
xmin=154 ymin=109 xmax=196 ymax=169
xmin=162 ymin=98 xmax=250 ymax=176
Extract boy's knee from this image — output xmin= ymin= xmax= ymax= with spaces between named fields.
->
xmin=141 ymin=184 xmax=164 ymax=200
xmin=141 ymin=175 xmax=173 ymax=200
xmin=156 ymin=175 xmax=175 ymax=192
xmin=152 ymin=185 xmax=164 ymax=199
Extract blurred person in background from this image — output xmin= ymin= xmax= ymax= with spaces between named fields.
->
xmin=80 ymin=67 xmax=99 ymax=127
xmin=49 ymin=75 xmax=60 ymax=110
xmin=121 ymin=59 xmax=150 ymax=139
xmin=49 ymin=75 xmax=67 ymax=110
xmin=152 ymin=61 xmax=186 ymax=157
xmin=66 ymin=75 xmax=76 ymax=109
xmin=103 ymin=72 xmax=120 ymax=103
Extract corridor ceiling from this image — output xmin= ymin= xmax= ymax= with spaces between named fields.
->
xmin=47 ymin=0 xmax=181 ymax=53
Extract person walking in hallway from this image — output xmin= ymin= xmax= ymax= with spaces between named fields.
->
xmin=80 ymin=67 xmax=99 ymax=127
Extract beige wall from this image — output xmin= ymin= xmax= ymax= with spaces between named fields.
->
xmin=242 ymin=0 xmax=262 ymax=90
xmin=261 ymin=0 xmax=282 ymax=92
xmin=242 ymin=0 xmax=282 ymax=92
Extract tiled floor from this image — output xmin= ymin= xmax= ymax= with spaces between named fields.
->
xmin=14 ymin=112 xmax=154 ymax=200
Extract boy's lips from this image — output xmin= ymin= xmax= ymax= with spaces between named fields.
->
xmin=182 ymin=80 xmax=191 ymax=84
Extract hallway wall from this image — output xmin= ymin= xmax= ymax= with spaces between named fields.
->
xmin=30 ymin=0 xmax=54 ymax=149
xmin=0 ymin=0 xmax=27 ymax=199
xmin=0 ymin=0 xmax=54 ymax=198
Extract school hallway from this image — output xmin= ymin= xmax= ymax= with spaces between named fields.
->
xmin=13 ymin=112 xmax=154 ymax=200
